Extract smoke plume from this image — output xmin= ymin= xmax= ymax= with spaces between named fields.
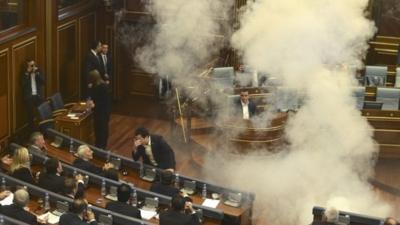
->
xmin=202 ymin=0 xmax=393 ymax=224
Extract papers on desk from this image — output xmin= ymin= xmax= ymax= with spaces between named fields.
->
xmin=37 ymin=212 xmax=60 ymax=224
xmin=202 ymin=198 xmax=220 ymax=208
xmin=140 ymin=209 xmax=158 ymax=220
xmin=0 ymin=193 xmax=13 ymax=206
xmin=67 ymin=113 xmax=79 ymax=120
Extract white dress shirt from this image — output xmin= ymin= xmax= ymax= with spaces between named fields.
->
xmin=241 ymin=101 xmax=250 ymax=120
xmin=31 ymin=73 xmax=37 ymax=95
xmin=144 ymin=137 xmax=158 ymax=166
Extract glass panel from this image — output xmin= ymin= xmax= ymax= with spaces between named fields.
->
xmin=58 ymin=0 xmax=81 ymax=9
xmin=0 ymin=0 xmax=25 ymax=31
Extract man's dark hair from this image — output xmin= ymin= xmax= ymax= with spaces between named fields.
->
xmin=90 ymin=41 xmax=101 ymax=50
xmin=171 ymin=195 xmax=185 ymax=211
xmin=117 ymin=183 xmax=132 ymax=203
xmin=160 ymin=170 xmax=173 ymax=185
xmin=70 ymin=198 xmax=87 ymax=214
xmin=44 ymin=158 xmax=59 ymax=174
xmin=135 ymin=127 xmax=150 ymax=138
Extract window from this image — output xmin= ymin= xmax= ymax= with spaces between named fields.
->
xmin=0 ymin=0 xmax=25 ymax=31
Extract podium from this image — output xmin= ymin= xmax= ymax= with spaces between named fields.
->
xmin=218 ymin=112 xmax=288 ymax=153
xmin=54 ymin=103 xmax=93 ymax=144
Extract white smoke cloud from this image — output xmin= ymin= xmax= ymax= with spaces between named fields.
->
xmin=202 ymin=0 xmax=392 ymax=225
xmin=135 ymin=0 xmax=232 ymax=87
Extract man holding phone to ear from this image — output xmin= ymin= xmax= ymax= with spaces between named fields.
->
xmin=22 ymin=60 xmax=45 ymax=130
xmin=59 ymin=199 xmax=98 ymax=225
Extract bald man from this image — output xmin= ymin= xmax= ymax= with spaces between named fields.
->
xmin=0 ymin=189 xmax=38 ymax=225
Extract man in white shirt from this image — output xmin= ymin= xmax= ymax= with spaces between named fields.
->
xmin=236 ymin=90 xmax=256 ymax=120
xmin=22 ymin=60 xmax=45 ymax=130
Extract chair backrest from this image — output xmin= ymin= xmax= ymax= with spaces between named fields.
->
xmin=395 ymin=68 xmax=400 ymax=88
xmin=275 ymin=87 xmax=300 ymax=111
xmin=376 ymin=87 xmax=400 ymax=110
xmin=49 ymin=93 xmax=65 ymax=111
xmin=364 ymin=66 xmax=387 ymax=86
xmin=352 ymin=86 xmax=365 ymax=109
xmin=211 ymin=67 xmax=235 ymax=90
xmin=37 ymin=101 xmax=53 ymax=120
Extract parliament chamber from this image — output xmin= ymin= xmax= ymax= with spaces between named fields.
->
xmin=2 ymin=0 xmax=400 ymax=225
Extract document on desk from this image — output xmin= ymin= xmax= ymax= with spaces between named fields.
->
xmin=0 ymin=193 xmax=13 ymax=205
xmin=202 ymin=199 xmax=220 ymax=208
xmin=37 ymin=212 xmax=60 ymax=224
xmin=140 ymin=209 xmax=158 ymax=220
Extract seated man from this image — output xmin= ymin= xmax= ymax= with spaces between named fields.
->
xmin=105 ymin=183 xmax=141 ymax=225
xmin=132 ymin=127 xmax=176 ymax=171
xmin=73 ymin=145 xmax=118 ymax=180
xmin=38 ymin=158 xmax=64 ymax=193
xmin=160 ymin=195 xmax=200 ymax=225
xmin=311 ymin=207 xmax=339 ymax=225
xmin=0 ymin=188 xmax=38 ymax=225
xmin=150 ymin=170 xmax=179 ymax=197
xmin=28 ymin=132 xmax=47 ymax=156
xmin=234 ymin=90 xmax=256 ymax=120
xmin=59 ymin=198 xmax=97 ymax=225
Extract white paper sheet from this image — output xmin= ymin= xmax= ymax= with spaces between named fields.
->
xmin=201 ymin=198 xmax=220 ymax=208
xmin=0 ymin=193 xmax=13 ymax=206
xmin=140 ymin=209 xmax=157 ymax=220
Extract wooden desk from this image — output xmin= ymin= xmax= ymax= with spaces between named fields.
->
xmin=45 ymin=144 xmax=250 ymax=225
xmin=54 ymin=104 xmax=93 ymax=144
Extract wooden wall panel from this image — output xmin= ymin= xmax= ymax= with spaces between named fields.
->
xmin=78 ymin=12 xmax=96 ymax=100
xmin=57 ymin=21 xmax=78 ymax=102
xmin=11 ymin=37 xmax=37 ymax=132
xmin=0 ymin=49 xmax=10 ymax=142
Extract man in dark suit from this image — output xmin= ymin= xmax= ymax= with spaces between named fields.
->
xmin=63 ymin=176 xmax=85 ymax=199
xmin=132 ymin=127 xmax=176 ymax=171
xmin=105 ymin=183 xmax=141 ymax=225
xmin=160 ymin=195 xmax=201 ymax=225
xmin=38 ymin=158 xmax=64 ymax=193
xmin=150 ymin=170 xmax=179 ymax=197
xmin=0 ymin=189 xmax=38 ymax=225
xmin=73 ymin=145 xmax=118 ymax=180
xmin=21 ymin=60 xmax=45 ymax=130
xmin=84 ymin=41 xmax=102 ymax=98
xmin=234 ymin=90 xmax=256 ymax=119
xmin=99 ymin=43 xmax=112 ymax=84
xmin=59 ymin=198 xmax=98 ymax=225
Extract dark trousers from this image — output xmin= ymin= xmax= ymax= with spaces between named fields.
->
xmin=94 ymin=113 xmax=110 ymax=149
xmin=25 ymin=95 xmax=42 ymax=131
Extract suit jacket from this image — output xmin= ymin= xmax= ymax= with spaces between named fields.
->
xmin=38 ymin=172 xmax=65 ymax=194
xmin=105 ymin=201 xmax=141 ymax=225
xmin=89 ymin=83 xmax=111 ymax=118
xmin=73 ymin=158 xmax=103 ymax=175
xmin=59 ymin=212 xmax=98 ymax=225
xmin=21 ymin=70 xmax=45 ymax=100
xmin=132 ymin=135 xmax=176 ymax=170
xmin=160 ymin=210 xmax=201 ymax=225
xmin=150 ymin=182 xmax=179 ymax=198
xmin=99 ymin=53 xmax=112 ymax=81
xmin=235 ymin=99 xmax=256 ymax=118
xmin=0 ymin=204 xmax=38 ymax=225
xmin=11 ymin=167 xmax=35 ymax=184
xmin=85 ymin=51 xmax=101 ymax=77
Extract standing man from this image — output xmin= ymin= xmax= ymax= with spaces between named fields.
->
xmin=235 ymin=90 xmax=256 ymax=120
xmin=99 ymin=43 xmax=112 ymax=85
xmin=84 ymin=41 xmax=102 ymax=98
xmin=132 ymin=127 xmax=176 ymax=171
xmin=22 ymin=60 xmax=45 ymax=130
